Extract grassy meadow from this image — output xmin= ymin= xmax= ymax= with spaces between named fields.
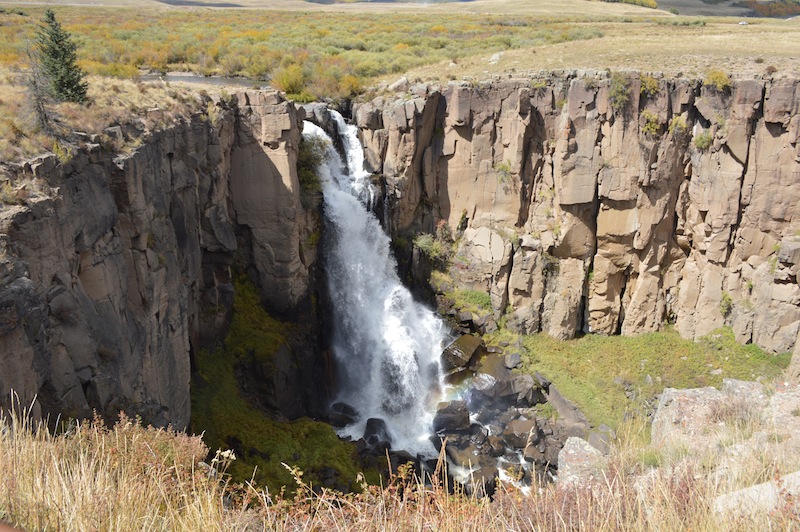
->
xmin=488 ymin=326 xmax=791 ymax=429
xmin=0 ymin=2 xmax=798 ymax=163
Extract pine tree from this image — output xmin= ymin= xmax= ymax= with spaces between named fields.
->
xmin=35 ymin=9 xmax=88 ymax=103
xmin=25 ymin=45 xmax=54 ymax=134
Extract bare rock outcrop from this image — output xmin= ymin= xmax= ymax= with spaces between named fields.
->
xmin=355 ymin=74 xmax=800 ymax=362
xmin=0 ymin=90 xmax=317 ymax=427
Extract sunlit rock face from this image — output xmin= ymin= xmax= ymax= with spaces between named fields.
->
xmin=355 ymin=75 xmax=800 ymax=355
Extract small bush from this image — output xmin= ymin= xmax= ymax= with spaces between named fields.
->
xmin=640 ymin=109 xmax=660 ymax=136
xmin=272 ymin=64 xmax=306 ymax=94
xmin=495 ymin=161 xmax=511 ymax=183
xmin=668 ymin=116 xmax=688 ymax=136
xmin=639 ymin=74 xmax=660 ymax=98
xmin=608 ymin=72 xmax=630 ymax=113
xmin=694 ymin=130 xmax=713 ymax=151
xmin=414 ymin=233 xmax=448 ymax=263
xmin=720 ymin=291 xmax=733 ymax=317
xmin=703 ymin=69 xmax=732 ymax=93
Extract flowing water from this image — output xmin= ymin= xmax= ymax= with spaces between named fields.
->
xmin=303 ymin=114 xmax=446 ymax=457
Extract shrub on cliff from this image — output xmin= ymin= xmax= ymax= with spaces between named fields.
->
xmin=694 ymin=129 xmax=713 ymax=150
xmin=414 ymin=233 xmax=449 ymax=263
xmin=608 ymin=72 xmax=631 ymax=113
xmin=703 ymin=69 xmax=732 ymax=94
xmin=640 ymin=109 xmax=660 ymax=136
xmin=34 ymin=9 xmax=88 ymax=103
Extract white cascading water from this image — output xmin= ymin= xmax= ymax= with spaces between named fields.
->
xmin=303 ymin=113 xmax=446 ymax=457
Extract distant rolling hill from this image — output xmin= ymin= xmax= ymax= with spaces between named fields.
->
xmin=640 ymin=0 xmax=800 ymax=17
xmin=302 ymin=0 xmax=800 ymax=18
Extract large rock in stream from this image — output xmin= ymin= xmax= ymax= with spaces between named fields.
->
xmin=441 ymin=334 xmax=485 ymax=373
xmin=433 ymin=400 xmax=470 ymax=433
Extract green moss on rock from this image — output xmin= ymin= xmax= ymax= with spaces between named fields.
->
xmin=191 ymin=277 xmax=368 ymax=494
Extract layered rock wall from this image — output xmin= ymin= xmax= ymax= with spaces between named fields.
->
xmin=355 ymin=75 xmax=800 ymax=353
xmin=0 ymin=91 xmax=315 ymax=427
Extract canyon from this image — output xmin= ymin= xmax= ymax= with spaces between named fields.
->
xmin=1 ymin=72 xmax=799 ymax=434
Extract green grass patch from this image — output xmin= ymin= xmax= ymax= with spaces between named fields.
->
xmin=486 ymin=327 xmax=790 ymax=429
xmin=191 ymin=277 xmax=370 ymax=494
xmin=452 ymin=289 xmax=493 ymax=314
xmin=297 ymin=134 xmax=327 ymax=208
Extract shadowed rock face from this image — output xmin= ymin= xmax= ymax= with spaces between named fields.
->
xmin=354 ymin=75 xmax=800 ymax=356
xmin=0 ymin=90 xmax=319 ymax=428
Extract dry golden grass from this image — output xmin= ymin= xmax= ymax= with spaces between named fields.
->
xmin=2 ymin=396 xmax=799 ymax=531
xmin=0 ymin=69 xmax=230 ymax=163
xmin=396 ymin=17 xmax=800 ymax=84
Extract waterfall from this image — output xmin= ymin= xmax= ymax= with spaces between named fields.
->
xmin=303 ymin=114 xmax=446 ymax=457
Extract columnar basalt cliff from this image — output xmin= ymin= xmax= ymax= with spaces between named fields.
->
xmin=0 ymin=90 xmax=318 ymax=427
xmin=2 ymin=75 xmax=799 ymax=427
xmin=354 ymin=75 xmax=800 ymax=357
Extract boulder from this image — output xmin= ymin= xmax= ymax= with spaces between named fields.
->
xmin=503 ymin=418 xmax=538 ymax=449
xmin=466 ymin=465 xmax=499 ymax=498
xmin=487 ymin=436 xmax=506 ymax=457
xmin=511 ymin=374 xmax=544 ymax=406
xmin=545 ymin=383 xmax=590 ymax=427
xmin=327 ymin=402 xmax=358 ymax=427
xmin=441 ymin=335 xmax=485 ymax=372
xmin=557 ymin=437 xmax=607 ymax=488
xmin=364 ymin=418 xmax=392 ymax=449
xmin=713 ymin=470 xmax=800 ymax=519
xmin=504 ymin=352 xmax=522 ymax=369
xmin=432 ymin=400 xmax=470 ymax=433
xmin=523 ymin=443 xmax=544 ymax=464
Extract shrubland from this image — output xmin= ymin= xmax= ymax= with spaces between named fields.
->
xmin=0 ymin=8 xmax=604 ymax=101
xmin=0 ymin=7 xmax=608 ymax=163
xmin=0 ymin=72 xmax=204 ymax=163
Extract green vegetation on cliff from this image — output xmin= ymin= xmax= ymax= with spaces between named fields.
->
xmin=191 ymin=278 xmax=368 ymax=494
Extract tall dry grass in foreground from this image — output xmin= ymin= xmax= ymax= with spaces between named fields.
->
xmin=1 ymin=400 xmax=798 ymax=531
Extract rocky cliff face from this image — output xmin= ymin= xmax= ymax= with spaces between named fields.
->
xmin=354 ymin=75 xmax=800 ymax=355
xmin=0 ymin=90 xmax=317 ymax=427
xmin=3 ymin=75 xmax=798 ymax=426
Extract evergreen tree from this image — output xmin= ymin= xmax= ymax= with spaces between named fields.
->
xmin=25 ymin=45 xmax=54 ymax=134
xmin=35 ymin=9 xmax=88 ymax=103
